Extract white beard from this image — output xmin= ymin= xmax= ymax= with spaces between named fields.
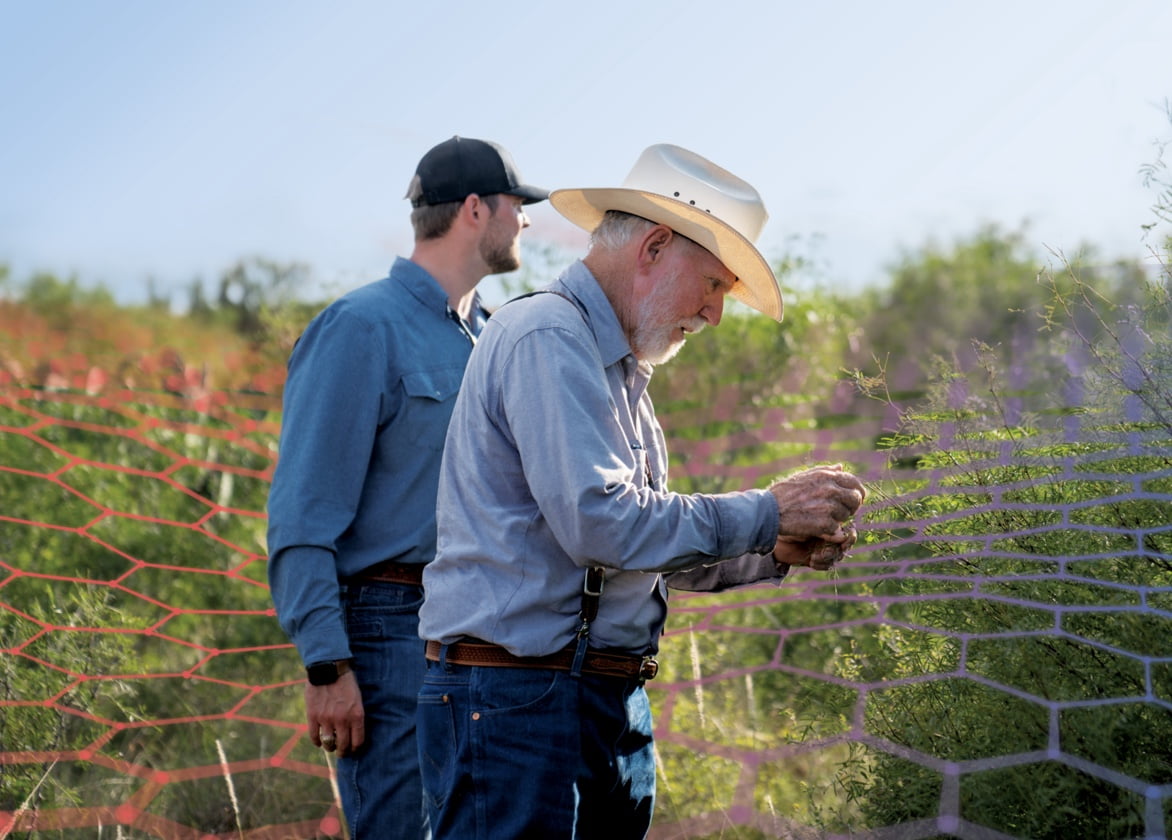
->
xmin=631 ymin=270 xmax=706 ymax=365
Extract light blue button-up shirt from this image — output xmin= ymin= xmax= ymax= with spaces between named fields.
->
xmin=267 ymin=257 xmax=486 ymax=667
xmin=419 ymin=260 xmax=785 ymax=657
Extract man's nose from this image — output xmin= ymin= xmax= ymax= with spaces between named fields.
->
xmin=702 ymin=294 xmax=724 ymax=326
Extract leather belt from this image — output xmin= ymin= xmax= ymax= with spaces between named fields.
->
xmin=425 ymin=639 xmax=658 ymax=681
xmin=352 ymin=560 xmax=424 ymax=586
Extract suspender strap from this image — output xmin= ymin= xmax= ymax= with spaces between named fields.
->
xmin=580 ymin=566 xmax=605 ymax=626
xmin=572 ymin=566 xmax=606 ymax=678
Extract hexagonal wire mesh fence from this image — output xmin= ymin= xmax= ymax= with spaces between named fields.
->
xmin=1 ymin=339 xmax=1169 ymax=839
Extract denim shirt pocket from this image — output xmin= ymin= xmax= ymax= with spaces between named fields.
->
xmin=400 ymin=366 xmax=464 ymax=451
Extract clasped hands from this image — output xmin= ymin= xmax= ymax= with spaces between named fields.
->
xmin=768 ymin=464 xmax=866 ymax=572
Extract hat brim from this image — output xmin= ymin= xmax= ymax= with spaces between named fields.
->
xmin=550 ymin=187 xmax=783 ymax=321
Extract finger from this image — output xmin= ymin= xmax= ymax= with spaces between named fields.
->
xmin=335 ymin=720 xmax=360 ymax=755
xmin=349 ymin=717 xmax=366 ymax=751
xmin=831 ymin=470 xmax=863 ymax=488
xmin=832 ymin=489 xmax=864 ymax=518
xmin=833 ymin=490 xmax=865 ymax=522
xmin=835 ymin=477 xmax=868 ymax=506
xmin=319 ymin=729 xmax=337 ymax=752
xmin=828 ymin=522 xmax=854 ymax=542
xmin=821 ymin=526 xmax=850 ymax=545
xmin=808 ymin=543 xmax=837 ymax=569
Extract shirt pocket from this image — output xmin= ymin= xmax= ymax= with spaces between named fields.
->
xmin=399 ymin=366 xmax=464 ymax=451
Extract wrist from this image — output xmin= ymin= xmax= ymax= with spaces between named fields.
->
xmin=305 ymin=659 xmax=352 ymax=686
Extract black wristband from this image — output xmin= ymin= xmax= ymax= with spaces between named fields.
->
xmin=306 ymin=659 xmax=351 ymax=686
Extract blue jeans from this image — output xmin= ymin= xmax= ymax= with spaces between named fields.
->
xmin=417 ymin=653 xmax=656 ymax=839
xmin=339 ymin=580 xmax=430 ymax=840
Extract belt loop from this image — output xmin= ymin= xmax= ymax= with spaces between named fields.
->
xmin=438 ymin=643 xmax=450 ymax=672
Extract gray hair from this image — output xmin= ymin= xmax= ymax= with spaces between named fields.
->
xmin=589 ymin=210 xmax=657 ymax=251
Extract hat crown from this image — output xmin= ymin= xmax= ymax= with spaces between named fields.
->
xmin=411 ymin=136 xmax=548 ymax=207
xmin=547 ymin=143 xmax=783 ymax=321
xmin=621 ymin=144 xmax=767 ymax=244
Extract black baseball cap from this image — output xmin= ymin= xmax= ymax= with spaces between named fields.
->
xmin=409 ymin=136 xmax=549 ymax=207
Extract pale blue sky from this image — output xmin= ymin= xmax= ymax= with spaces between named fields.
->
xmin=2 ymin=0 xmax=1169 ymax=307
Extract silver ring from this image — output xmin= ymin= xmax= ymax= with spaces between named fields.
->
xmin=320 ymin=732 xmax=337 ymax=750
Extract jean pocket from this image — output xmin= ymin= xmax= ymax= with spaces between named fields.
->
xmin=471 ymin=666 xmax=565 ymax=715
xmin=417 ymin=688 xmax=459 ymax=811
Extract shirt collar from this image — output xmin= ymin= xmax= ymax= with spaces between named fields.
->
xmin=391 ymin=256 xmax=485 ymax=319
xmin=550 ymin=260 xmax=641 ymax=370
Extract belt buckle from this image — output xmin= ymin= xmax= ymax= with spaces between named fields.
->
xmin=639 ymin=656 xmax=659 ymax=680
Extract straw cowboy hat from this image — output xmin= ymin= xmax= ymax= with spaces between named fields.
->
xmin=549 ymin=144 xmax=783 ymax=321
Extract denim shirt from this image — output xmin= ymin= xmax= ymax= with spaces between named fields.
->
xmin=418 ymin=260 xmax=783 ymax=657
xmin=267 ymin=257 xmax=486 ymax=667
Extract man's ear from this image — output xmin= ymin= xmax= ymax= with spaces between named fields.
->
xmin=636 ymin=225 xmax=674 ymax=270
xmin=460 ymin=194 xmax=487 ymax=227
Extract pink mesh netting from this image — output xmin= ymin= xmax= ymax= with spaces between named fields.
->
xmin=2 ymin=346 xmax=1169 ymax=839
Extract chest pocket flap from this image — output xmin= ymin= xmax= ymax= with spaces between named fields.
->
xmin=401 ymin=367 xmax=463 ymax=402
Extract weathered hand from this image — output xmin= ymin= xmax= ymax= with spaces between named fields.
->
xmin=774 ymin=522 xmax=858 ymax=571
xmin=769 ymin=464 xmax=866 ymax=540
xmin=306 ymin=670 xmax=365 ymax=756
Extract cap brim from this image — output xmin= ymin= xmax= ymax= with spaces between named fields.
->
xmin=549 ymin=188 xmax=782 ymax=321
xmin=507 ymin=185 xmax=551 ymax=205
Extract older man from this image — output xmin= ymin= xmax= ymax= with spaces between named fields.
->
xmin=417 ymin=144 xmax=865 ymax=839
xmin=267 ymin=136 xmax=547 ymax=838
